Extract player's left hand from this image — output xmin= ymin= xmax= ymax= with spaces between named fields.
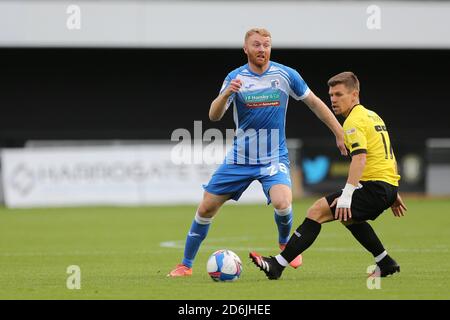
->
xmin=330 ymin=197 xmax=352 ymax=221
xmin=391 ymin=193 xmax=407 ymax=217
xmin=336 ymin=135 xmax=348 ymax=156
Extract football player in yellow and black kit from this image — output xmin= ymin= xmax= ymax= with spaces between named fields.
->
xmin=250 ymin=71 xmax=408 ymax=280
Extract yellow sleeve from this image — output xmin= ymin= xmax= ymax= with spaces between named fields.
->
xmin=343 ymin=117 xmax=367 ymax=156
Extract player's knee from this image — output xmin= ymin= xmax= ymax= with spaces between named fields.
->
xmin=272 ymin=198 xmax=291 ymax=211
xmin=197 ymin=201 xmax=220 ymax=218
xmin=306 ymin=205 xmax=326 ymax=224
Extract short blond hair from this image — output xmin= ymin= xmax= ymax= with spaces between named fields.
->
xmin=328 ymin=71 xmax=360 ymax=92
xmin=244 ymin=28 xmax=271 ymax=42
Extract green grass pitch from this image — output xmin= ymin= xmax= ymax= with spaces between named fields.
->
xmin=0 ymin=197 xmax=449 ymax=300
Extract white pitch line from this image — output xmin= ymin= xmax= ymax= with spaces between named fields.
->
xmin=0 ymin=240 xmax=446 ymax=257
xmin=159 ymin=238 xmax=449 ymax=253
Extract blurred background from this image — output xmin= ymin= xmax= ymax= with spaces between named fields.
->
xmin=1 ymin=0 xmax=450 ymax=208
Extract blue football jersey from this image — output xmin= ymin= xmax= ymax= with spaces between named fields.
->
xmin=220 ymin=61 xmax=310 ymax=165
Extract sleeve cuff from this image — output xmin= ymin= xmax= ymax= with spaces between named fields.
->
xmin=350 ymin=149 xmax=367 ymax=156
xmin=298 ymin=88 xmax=311 ymax=100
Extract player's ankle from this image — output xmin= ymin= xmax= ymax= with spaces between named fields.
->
xmin=274 ymin=254 xmax=289 ymax=267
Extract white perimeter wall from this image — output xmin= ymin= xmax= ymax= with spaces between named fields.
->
xmin=1 ymin=1 xmax=450 ymax=48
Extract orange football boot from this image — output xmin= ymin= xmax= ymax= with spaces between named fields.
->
xmin=167 ymin=264 xmax=193 ymax=277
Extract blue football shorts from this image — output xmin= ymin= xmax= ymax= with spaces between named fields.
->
xmin=203 ymin=156 xmax=291 ymax=204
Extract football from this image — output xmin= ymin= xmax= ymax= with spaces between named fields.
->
xmin=206 ymin=249 xmax=243 ymax=282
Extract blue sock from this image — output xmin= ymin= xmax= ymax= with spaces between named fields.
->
xmin=182 ymin=213 xmax=212 ymax=268
xmin=274 ymin=206 xmax=293 ymax=245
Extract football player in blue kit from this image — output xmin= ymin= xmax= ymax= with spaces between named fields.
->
xmin=168 ymin=28 xmax=347 ymax=277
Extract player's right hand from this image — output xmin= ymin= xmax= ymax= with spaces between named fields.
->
xmin=331 ymin=196 xmax=352 ymax=222
xmin=224 ymin=79 xmax=242 ymax=96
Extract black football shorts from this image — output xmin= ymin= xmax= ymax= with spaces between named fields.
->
xmin=325 ymin=180 xmax=398 ymax=221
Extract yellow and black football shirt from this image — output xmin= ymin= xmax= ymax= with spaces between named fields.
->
xmin=343 ymin=104 xmax=400 ymax=186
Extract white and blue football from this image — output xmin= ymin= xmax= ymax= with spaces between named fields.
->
xmin=206 ymin=249 xmax=242 ymax=282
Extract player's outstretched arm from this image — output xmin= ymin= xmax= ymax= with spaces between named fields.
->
xmin=209 ymin=79 xmax=242 ymax=121
xmin=303 ymin=92 xmax=347 ymax=156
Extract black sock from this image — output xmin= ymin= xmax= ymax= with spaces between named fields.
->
xmin=280 ymin=218 xmax=321 ymax=263
xmin=345 ymin=222 xmax=385 ymax=257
